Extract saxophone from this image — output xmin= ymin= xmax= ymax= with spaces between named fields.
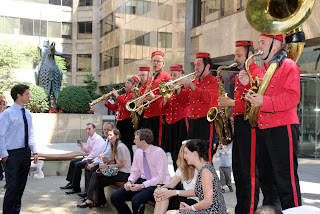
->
xmin=207 ymin=63 xmax=237 ymax=145
xmin=130 ymin=87 xmax=141 ymax=129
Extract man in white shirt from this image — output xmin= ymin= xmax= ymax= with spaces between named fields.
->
xmin=0 ymin=84 xmax=38 ymax=214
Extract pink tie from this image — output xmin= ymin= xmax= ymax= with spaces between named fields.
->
xmin=143 ymin=152 xmax=152 ymax=180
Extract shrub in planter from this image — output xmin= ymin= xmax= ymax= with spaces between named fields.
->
xmin=92 ymin=93 xmax=103 ymax=100
xmin=57 ymin=86 xmax=91 ymax=113
xmin=25 ymin=85 xmax=49 ymax=113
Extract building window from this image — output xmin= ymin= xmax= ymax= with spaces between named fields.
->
xmin=77 ymin=54 xmax=91 ymax=72
xmin=34 ymin=20 xmax=47 ymax=37
xmin=48 ymin=21 xmax=61 ymax=38
xmin=78 ymin=22 xmax=92 ymax=39
xmin=63 ymin=54 xmax=72 ymax=72
xmin=79 ymin=0 xmax=93 ymax=6
xmin=4 ymin=17 xmax=19 ymax=35
xmin=100 ymin=46 xmax=120 ymax=70
xmin=157 ymin=25 xmax=172 ymax=52
xmin=125 ymin=0 xmax=151 ymax=22
xmin=62 ymin=0 xmax=73 ymax=6
xmin=62 ymin=22 xmax=72 ymax=39
xmin=49 ymin=0 xmax=61 ymax=5
xmin=124 ymin=33 xmax=150 ymax=64
xmin=20 ymin=18 xmax=33 ymax=36
xmin=0 ymin=16 xmax=4 ymax=33
xmin=158 ymin=0 xmax=168 ymax=5
xmin=101 ymin=13 xmax=113 ymax=37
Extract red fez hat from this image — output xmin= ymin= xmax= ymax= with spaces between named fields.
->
xmin=260 ymin=34 xmax=284 ymax=43
xmin=151 ymin=51 xmax=164 ymax=58
xmin=139 ymin=67 xmax=150 ymax=71
xmin=196 ymin=52 xmax=210 ymax=58
xmin=235 ymin=40 xmax=253 ymax=47
xmin=169 ymin=64 xmax=183 ymax=71
xmin=130 ymin=76 xmax=139 ymax=84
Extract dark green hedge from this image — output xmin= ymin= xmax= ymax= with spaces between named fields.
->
xmin=57 ymin=86 xmax=91 ymax=113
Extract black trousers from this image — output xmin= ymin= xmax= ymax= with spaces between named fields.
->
xmin=117 ymin=118 xmax=135 ymax=161
xmin=188 ymin=117 xmax=218 ymax=162
xmin=84 ymin=164 xmax=99 ymax=192
xmin=257 ymin=124 xmax=301 ymax=210
xmin=66 ymin=158 xmax=87 ymax=189
xmin=3 ymin=148 xmax=31 ymax=214
xmin=111 ymin=178 xmax=156 ymax=214
xmin=87 ymin=171 xmax=130 ymax=205
xmin=233 ymin=116 xmax=260 ymax=214
xmin=142 ymin=116 xmax=165 ymax=147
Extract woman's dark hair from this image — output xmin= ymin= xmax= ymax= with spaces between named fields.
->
xmin=11 ymin=84 xmax=29 ymax=101
xmin=110 ymin=128 xmax=121 ymax=158
xmin=185 ymin=139 xmax=210 ymax=161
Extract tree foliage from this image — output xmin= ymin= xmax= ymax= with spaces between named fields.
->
xmin=103 ymin=82 xmax=125 ymax=100
xmin=25 ymin=85 xmax=49 ymax=113
xmin=57 ymin=86 xmax=91 ymax=113
xmin=83 ymin=74 xmax=98 ymax=98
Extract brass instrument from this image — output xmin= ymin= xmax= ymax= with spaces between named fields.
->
xmin=244 ymin=0 xmax=315 ymax=127
xmin=89 ymin=87 xmax=125 ymax=108
xmin=126 ymin=71 xmax=197 ymax=113
xmin=207 ymin=63 xmax=237 ymax=145
xmin=130 ymin=87 xmax=140 ymax=129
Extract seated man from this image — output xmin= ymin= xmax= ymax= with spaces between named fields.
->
xmin=60 ymin=123 xmax=106 ymax=194
xmin=78 ymin=122 xmax=114 ymax=198
xmin=111 ymin=128 xmax=170 ymax=214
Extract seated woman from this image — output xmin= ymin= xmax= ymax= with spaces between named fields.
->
xmin=166 ymin=139 xmax=227 ymax=214
xmin=154 ymin=142 xmax=199 ymax=214
xmin=77 ymin=128 xmax=131 ymax=208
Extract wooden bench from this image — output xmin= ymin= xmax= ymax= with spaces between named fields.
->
xmin=36 ymin=152 xmax=88 ymax=160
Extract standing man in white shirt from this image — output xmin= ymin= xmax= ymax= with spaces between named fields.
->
xmin=0 ymin=84 xmax=39 ymax=214
xmin=60 ymin=123 xmax=106 ymax=194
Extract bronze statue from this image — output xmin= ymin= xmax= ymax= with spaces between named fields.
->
xmin=37 ymin=40 xmax=63 ymax=108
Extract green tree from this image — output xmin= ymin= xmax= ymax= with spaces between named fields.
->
xmin=83 ymin=74 xmax=98 ymax=98
xmin=57 ymin=86 xmax=91 ymax=113
xmin=25 ymin=85 xmax=49 ymax=113
xmin=103 ymin=82 xmax=125 ymax=100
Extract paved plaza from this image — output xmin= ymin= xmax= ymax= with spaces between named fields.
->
xmin=0 ymin=144 xmax=319 ymax=214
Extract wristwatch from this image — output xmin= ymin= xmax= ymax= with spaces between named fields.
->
xmin=176 ymin=190 xmax=180 ymax=196
xmin=141 ymin=183 xmax=145 ymax=189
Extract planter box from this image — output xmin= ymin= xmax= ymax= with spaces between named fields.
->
xmin=31 ymin=113 xmax=102 ymax=144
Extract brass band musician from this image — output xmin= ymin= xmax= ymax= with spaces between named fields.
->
xmin=177 ymin=53 xmax=219 ymax=162
xmin=105 ymin=76 xmax=139 ymax=160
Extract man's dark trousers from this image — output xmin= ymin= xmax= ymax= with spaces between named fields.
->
xmin=110 ymin=178 xmax=156 ymax=214
xmin=66 ymin=157 xmax=87 ymax=188
xmin=84 ymin=164 xmax=99 ymax=192
xmin=3 ymin=148 xmax=31 ymax=214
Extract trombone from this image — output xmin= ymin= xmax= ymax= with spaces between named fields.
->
xmin=89 ymin=87 xmax=125 ymax=108
xmin=125 ymin=71 xmax=197 ymax=113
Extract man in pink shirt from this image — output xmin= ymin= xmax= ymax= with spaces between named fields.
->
xmin=60 ymin=123 xmax=106 ymax=194
xmin=111 ymin=128 xmax=170 ymax=214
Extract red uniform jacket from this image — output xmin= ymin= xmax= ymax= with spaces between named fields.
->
xmin=143 ymin=71 xmax=171 ymax=118
xmin=257 ymin=59 xmax=300 ymax=129
xmin=186 ymin=74 xmax=219 ymax=119
xmin=232 ymin=62 xmax=260 ymax=117
xmin=139 ymin=84 xmax=147 ymax=96
xmin=160 ymin=87 xmax=189 ymax=124
xmin=105 ymin=91 xmax=133 ymax=121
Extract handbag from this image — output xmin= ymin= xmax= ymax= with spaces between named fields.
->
xmin=96 ymin=165 xmax=119 ymax=177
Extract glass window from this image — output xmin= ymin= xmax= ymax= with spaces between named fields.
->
xmin=158 ymin=25 xmax=172 ymax=52
xmin=204 ymin=0 xmax=220 ymax=23
xmin=115 ymin=7 xmax=122 ymax=29
xmin=20 ymin=18 xmax=33 ymax=36
xmin=0 ymin=16 xmax=4 ymax=33
xmin=48 ymin=21 xmax=61 ymax=38
xmin=78 ymin=21 xmax=92 ymax=39
xmin=63 ymin=54 xmax=72 ymax=72
xmin=62 ymin=22 xmax=72 ymax=39
xmin=4 ymin=17 xmax=19 ymax=35
xmin=77 ymin=54 xmax=91 ymax=71
xmin=79 ymin=0 xmax=92 ymax=6
xmin=102 ymin=49 xmax=113 ymax=70
xmin=62 ymin=0 xmax=72 ymax=6
xmin=49 ymin=0 xmax=61 ymax=5
xmin=34 ymin=20 xmax=47 ymax=37
xmin=114 ymin=46 xmax=119 ymax=67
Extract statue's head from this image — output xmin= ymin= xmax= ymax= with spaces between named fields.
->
xmin=43 ymin=40 xmax=49 ymax=47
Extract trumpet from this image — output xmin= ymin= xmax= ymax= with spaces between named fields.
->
xmin=89 ymin=87 xmax=125 ymax=108
xmin=126 ymin=71 xmax=197 ymax=113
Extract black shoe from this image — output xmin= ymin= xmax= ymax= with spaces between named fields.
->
xmin=228 ymin=185 xmax=234 ymax=192
xmin=78 ymin=192 xmax=87 ymax=198
xmin=60 ymin=183 xmax=72 ymax=189
xmin=82 ymin=197 xmax=87 ymax=203
xmin=221 ymin=188 xmax=225 ymax=193
xmin=66 ymin=187 xmax=81 ymax=194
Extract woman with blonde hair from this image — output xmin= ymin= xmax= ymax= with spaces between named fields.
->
xmin=153 ymin=141 xmax=199 ymax=214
